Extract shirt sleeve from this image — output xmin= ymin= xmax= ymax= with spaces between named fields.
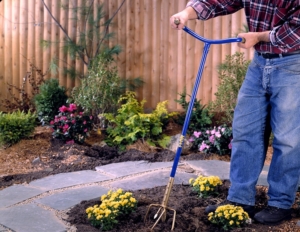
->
xmin=270 ymin=7 xmax=300 ymax=52
xmin=186 ymin=0 xmax=243 ymax=20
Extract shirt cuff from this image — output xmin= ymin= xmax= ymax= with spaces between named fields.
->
xmin=186 ymin=1 xmax=207 ymax=20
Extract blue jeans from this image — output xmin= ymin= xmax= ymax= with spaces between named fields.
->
xmin=228 ymin=52 xmax=300 ymax=209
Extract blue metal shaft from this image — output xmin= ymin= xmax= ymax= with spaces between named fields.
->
xmin=170 ymin=26 xmax=242 ymax=178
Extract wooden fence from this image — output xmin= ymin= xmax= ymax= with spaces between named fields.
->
xmin=0 ymin=0 xmax=254 ymax=112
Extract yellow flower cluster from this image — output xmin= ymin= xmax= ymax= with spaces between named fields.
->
xmin=208 ymin=204 xmax=249 ymax=230
xmin=86 ymin=188 xmax=137 ymax=230
xmin=189 ymin=175 xmax=222 ymax=197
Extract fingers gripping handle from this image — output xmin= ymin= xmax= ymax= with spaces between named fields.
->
xmin=174 ymin=18 xmax=180 ymax=26
xmin=174 ymin=18 xmax=246 ymax=44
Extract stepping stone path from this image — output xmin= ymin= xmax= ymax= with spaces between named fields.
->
xmin=0 ymin=160 xmax=271 ymax=232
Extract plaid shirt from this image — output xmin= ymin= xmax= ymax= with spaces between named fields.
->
xmin=187 ymin=0 xmax=300 ymax=53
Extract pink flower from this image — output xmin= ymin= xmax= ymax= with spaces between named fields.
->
xmin=71 ymin=120 xmax=76 ymax=124
xmin=199 ymin=142 xmax=209 ymax=151
xmin=84 ymin=128 xmax=88 ymax=132
xmin=83 ymin=120 xmax=86 ymax=125
xmin=228 ymin=139 xmax=232 ymax=149
xmin=189 ymin=137 xmax=195 ymax=142
xmin=209 ymin=135 xmax=215 ymax=143
xmin=79 ymin=112 xmax=83 ymax=116
xmin=211 ymin=129 xmax=215 ymax=135
xmin=206 ymin=130 xmax=210 ymax=135
xmin=215 ymin=131 xmax=221 ymax=138
xmin=221 ymin=128 xmax=225 ymax=133
xmin=90 ymin=116 xmax=93 ymax=120
xmin=193 ymin=131 xmax=201 ymax=138
xmin=63 ymin=124 xmax=69 ymax=130
xmin=59 ymin=105 xmax=68 ymax=113
xmin=68 ymin=103 xmax=77 ymax=112
xmin=59 ymin=116 xmax=67 ymax=121
xmin=50 ymin=120 xmax=54 ymax=125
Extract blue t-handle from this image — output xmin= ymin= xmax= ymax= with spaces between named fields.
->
xmin=170 ymin=26 xmax=244 ymax=178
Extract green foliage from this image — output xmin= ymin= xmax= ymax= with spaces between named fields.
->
xmin=72 ymin=53 xmax=143 ymax=118
xmin=104 ymin=91 xmax=174 ymax=151
xmin=34 ymin=78 xmax=68 ymax=125
xmin=209 ymin=52 xmax=250 ymax=124
xmin=50 ymin=103 xmax=93 ymax=144
xmin=0 ymin=110 xmax=36 ymax=146
xmin=175 ymin=87 xmax=212 ymax=134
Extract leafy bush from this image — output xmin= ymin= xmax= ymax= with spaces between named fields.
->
xmin=72 ymin=53 xmax=144 ymax=123
xmin=86 ymin=189 xmax=137 ymax=231
xmin=175 ymin=87 xmax=212 ymax=135
xmin=104 ymin=91 xmax=176 ymax=151
xmin=189 ymin=175 xmax=223 ymax=198
xmin=72 ymin=53 xmax=122 ymax=117
xmin=49 ymin=103 xmax=93 ymax=144
xmin=189 ymin=125 xmax=232 ymax=155
xmin=34 ymin=78 xmax=68 ymax=125
xmin=208 ymin=205 xmax=250 ymax=231
xmin=0 ymin=110 xmax=36 ymax=146
xmin=209 ymin=52 xmax=250 ymax=124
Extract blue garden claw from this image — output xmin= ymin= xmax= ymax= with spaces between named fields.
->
xmin=145 ymin=26 xmax=244 ymax=231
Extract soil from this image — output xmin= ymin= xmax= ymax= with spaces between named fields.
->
xmin=1 ymin=125 xmax=300 ymax=231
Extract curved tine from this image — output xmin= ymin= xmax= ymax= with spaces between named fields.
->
xmin=151 ymin=208 xmax=167 ymax=230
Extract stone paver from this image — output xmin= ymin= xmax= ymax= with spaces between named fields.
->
xmin=95 ymin=160 xmax=176 ymax=177
xmin=185 ymin=160 xmax=231 ymax=179
xmin=110 ymin=170 xmax=197 ymax=191
xmin=0 ymin=203 xmax=66 ymax=232
xmin=29 ymin=170 xmax=111 ymax=191
xmin=35 ymin=185 xmax=109 ymax=210
xmin=0 ymin=160 xmax=275 ymax=231
xmin=0 ymin=185 xmax=44 ymax=208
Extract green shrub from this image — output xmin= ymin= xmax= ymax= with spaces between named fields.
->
xmin=34 ymin=78 xmax=68 ymax=125
xmin=175 ymin=87 xmax=212 ymax=134
xmin=71 ymin=53 xmax=122 ymax=117
xmin=209 ymin=52 xmax=250 ymax=124
xmin=0 ymin=110 xmax=36 ymax=146
xmin=71 ymin=53 xmax=144 ymax=123
xmin=103 ymin=91 xmax=176 ymax=151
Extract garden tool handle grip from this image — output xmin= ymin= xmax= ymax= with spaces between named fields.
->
xmin=174 ymin=18 xmax=245 ymax=44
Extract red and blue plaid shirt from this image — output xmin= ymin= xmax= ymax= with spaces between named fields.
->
xmin=187 ymin=0 xmax=300 ymax=53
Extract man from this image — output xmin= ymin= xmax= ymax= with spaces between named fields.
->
xmin=170 ymin=0 xmax=300 ymax=226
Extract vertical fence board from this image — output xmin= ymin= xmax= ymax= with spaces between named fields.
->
xmin=34 ymin=0 xmax=43 ymax=82
xmin=27 ymin=0 xmax=35 ymax=95
xmin=12 ymin=0 xmax=20 ymax=96
xmin=4 ymin=0 xmax=12 ymax=102
xmin=0 ymin=1 xmax=5 ymax=101
xmin=0 ymin=0 xmax=254 ymax=112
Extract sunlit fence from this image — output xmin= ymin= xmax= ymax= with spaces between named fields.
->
xmin=0 ymin=0 xmax=254 ymax=112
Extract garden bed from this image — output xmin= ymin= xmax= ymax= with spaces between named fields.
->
xmin=1 ymin=126 xmax=300 ymax=231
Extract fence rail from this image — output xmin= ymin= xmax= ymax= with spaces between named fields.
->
xmin=0 ymin=0 xmax=254 ymax=112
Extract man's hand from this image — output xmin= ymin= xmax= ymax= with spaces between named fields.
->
xmin=170 ymin=7 xmax=197 ymax=30
xmin=237 ymin=31 xmax=270 ymax=49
